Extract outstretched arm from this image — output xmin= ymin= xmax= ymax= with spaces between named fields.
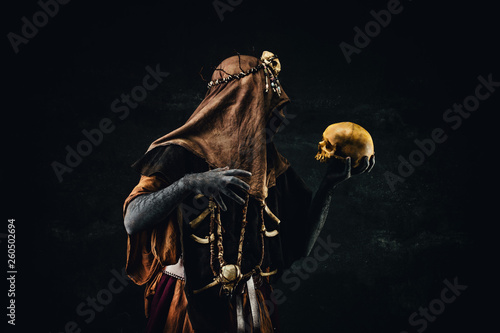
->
xmin=304 ymin=155 xmax=375 ymax=256
xmin=124 ymin=167 xmax=251 ymax=235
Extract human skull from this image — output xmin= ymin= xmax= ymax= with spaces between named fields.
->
xmin=261 ymin=51 xmax=281 ymax=76
xmin=315 ymin=122 xmax=375 ymax=168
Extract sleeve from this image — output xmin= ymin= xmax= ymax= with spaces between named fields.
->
xmin=124 ymin=144 xmax=207 ymax=287
xmin=123 ymin=175 xmax=169 ymax=215
xmin=124 ymin=144 xmax=208 ymax=317
xmin=124 ymin=175 xmax=180 ymax=286
xmin=275 ymin=167 xmax=313 ymax=268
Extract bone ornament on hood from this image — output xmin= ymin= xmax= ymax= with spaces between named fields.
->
xmin=315 ymin=122 xmax=375 ymax=168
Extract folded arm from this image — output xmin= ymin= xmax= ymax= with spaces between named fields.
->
xmin=124 ymin=167 xmax=251 ymax=235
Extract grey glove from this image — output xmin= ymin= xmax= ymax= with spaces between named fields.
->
xmin=124 ymin=167 xmax=251 ymax=234
xmin=183 ymin=167 xmax=251 ymax=211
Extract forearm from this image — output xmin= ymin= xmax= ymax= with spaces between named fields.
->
xmin=303 ymin=155 xmax=374 ymax=256
xmin=124 ymin=176 xmax=191 ymax=235
xmin=304 ymin=177 xmax=336 ymax=256
xmin=124 ymin=167 xmax=252 ymax=235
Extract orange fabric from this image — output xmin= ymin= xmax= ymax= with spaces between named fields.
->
xmin=123 ymin=175 xmax=169 ymax=216
xmin=164 ymin=279 xmax=194 ymax=333
xmin=123 ymin=175 xmax=181 ymax=317
xmin=124 ymin=176 xmax=277 ymax=332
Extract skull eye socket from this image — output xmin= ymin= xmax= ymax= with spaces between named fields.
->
xmin=271 ymin=60 xmax=278 ymax=67
xmin=325 ymin=141 xmax=334 ymax=149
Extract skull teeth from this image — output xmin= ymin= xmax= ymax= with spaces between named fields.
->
xmin=314 ymin=153 xmax=328 ymax=163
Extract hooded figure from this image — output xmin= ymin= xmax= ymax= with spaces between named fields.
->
xmin=123 ymin=52 xmax=374 ymax=333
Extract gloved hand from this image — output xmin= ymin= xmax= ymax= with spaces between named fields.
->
xmin=324 ymin=155 xmax=375 ymax=188
xmin=183 ymin=167 xmax=251 ymax=211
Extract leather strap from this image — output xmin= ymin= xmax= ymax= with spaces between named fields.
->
xmin=236 ymin=294 xmax=245 ymax=333
xmin=247 ymin=277 xmax=261 ymax=332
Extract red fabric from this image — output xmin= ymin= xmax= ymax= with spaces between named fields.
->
xmin=146 ymin=274 xmax=281 ymax=333
xmin=145 ymin=274 xmax=194 ymax=333
xmin=145 ymin=275 xmax=178 ymax=333
xmin=124 ymin=175 xmax=182 ymax=316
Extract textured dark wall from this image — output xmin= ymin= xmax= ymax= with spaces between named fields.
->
xmin=4 ymin=0 xmax=497 ymax=332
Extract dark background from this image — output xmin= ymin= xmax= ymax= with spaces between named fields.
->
xmin=3 ymin=0 xmax=498 ymax=332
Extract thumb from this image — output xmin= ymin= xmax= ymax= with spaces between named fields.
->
xmin=344 ymin=157 xmax=352 ymax=179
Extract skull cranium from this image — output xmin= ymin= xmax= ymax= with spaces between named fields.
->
xmin=315 ymin=122 xmax=375 ymax=168
xmin=261 ymin=50 xmax=281 ymax=76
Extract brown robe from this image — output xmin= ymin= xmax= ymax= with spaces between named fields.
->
xmin=124 ymin=54 xmax=313 ymax=332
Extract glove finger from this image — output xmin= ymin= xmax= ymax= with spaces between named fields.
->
xmin=222 ymin=169 xmax=252 ymax=178
xmin=352 ymin=156 xmax=369 ymax=175
xmin=212 ymin=166 xmax=230 ymax=172
xmin=221 ymin=187 xmax=246 ymax=205
xmin=226 ymin=176 xmax=250 ymax=191
xmin=345 ymin=156 xmax=352 ymax=178
xmin=366 ymin=155 xmax=376 ymax=173
xmin=214 ymin=193 xmax=227 ymax=211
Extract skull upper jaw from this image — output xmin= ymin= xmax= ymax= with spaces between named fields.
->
xmin=315 ymin=140 xmax=338 ymax=163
